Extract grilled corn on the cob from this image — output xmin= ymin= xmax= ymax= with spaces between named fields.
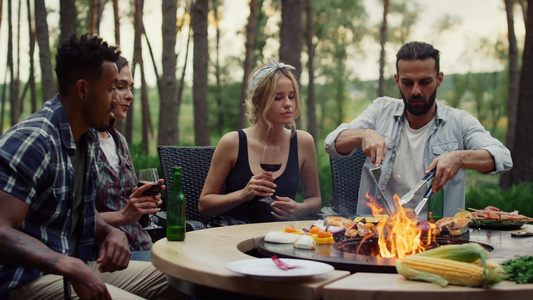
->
xmin=396 ymin=243 xmax=507 ymax=287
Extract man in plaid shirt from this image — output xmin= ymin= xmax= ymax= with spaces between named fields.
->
xmin=0 ymin=35 xmax=176 ymax=299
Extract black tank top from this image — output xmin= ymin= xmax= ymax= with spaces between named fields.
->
xmin=224 ymin=129 xmax=300 ymax=223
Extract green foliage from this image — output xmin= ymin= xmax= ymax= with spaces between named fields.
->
xmin=465 ymin=181 xmax=533 ymax=217
xmin=129 ymin=142 xmax=162 ymax=177
xmin=387 ymin=0 xmax=420 ymax=45
xmin=208 ymin=81 xmax=242 ymax=136
xmin=354 ymin=77 xmax=399 ymax=101
xmin=317 ymin=145 xmax=333 ymax=207
xmin=311 ymin=0 xmax=368 ymax=127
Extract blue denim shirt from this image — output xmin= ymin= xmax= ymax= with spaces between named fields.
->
xmin=0 ymin=95 xmax=99 ymax=297
xmin=325 ymin=97 xmax=513 ymax=218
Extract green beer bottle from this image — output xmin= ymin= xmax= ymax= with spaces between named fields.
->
xmin=428 ymin=188 xmax=444 ymax=222
xmin=166 ymin=167 xmax=186 ymax=241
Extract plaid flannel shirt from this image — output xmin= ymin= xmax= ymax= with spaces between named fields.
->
xmin=0 ymin=95 xmax=99 ymax=297
xmin=95 ymin=128 xmax=152 ymax=251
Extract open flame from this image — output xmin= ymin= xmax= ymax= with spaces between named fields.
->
xmin=363 ymin=192 xmax=437 ymax=259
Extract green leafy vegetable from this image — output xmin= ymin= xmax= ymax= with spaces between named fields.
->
xmin=502 ymin=256 xmax=533 ymax=284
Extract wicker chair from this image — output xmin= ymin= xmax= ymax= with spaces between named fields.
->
xmin=158 ymin=146 xmax=219 ymax=230
xmin=328 ymin=147 xmax=367 ymax=215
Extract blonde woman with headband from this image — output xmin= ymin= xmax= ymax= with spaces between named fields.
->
xmin=199 ymin=57 xmax=321 ymax=225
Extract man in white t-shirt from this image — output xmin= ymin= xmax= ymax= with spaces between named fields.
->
xmin=325 ymin=41 xmax=512 ymax=218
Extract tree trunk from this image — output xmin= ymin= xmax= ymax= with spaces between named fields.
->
xmin=95 ymin=0 xmax=105 ymax=32
xmin=59 ymin=0 xmax=77 ymax=43
xmin=26 ymin=0 xmax=37 ymax=113
xmin=2 ymin=0 xmax=13 ymax=130
xmin=112 ymin=0 xmax=120 ymax=45
xmin=305 ymin=0 xmax=316 ymax=141
xmin=89 ymin=0 xmax=100 ymax=35
xmin=506 ymin=1 xmax=533 ymax=186
xmin=177 ymin=2 xmax=193 ymax=132
xmin=518 ymin=0 xmax=527 ymax=25
xmin=0 ymin=0 xmax=3 ymax=33
xmin=238 ymin=0 xmax=257 ymax=129
xmin=378 ymin=0 xmax=389 ymax=97
xmin=16 ymin=0 xmax=22 ymax=116
xmin=8 ymin=0 xmax=20 ymax=125
xmin=141 ymin=24 xmax=157 ymax=143
xmin=14 ymin=0 xmax=22 ymax=122
xmin=0 ymin=0 xmax=2 ymax=131
xmin=132 ymin=0 xmax=151 ymax=152
xmin=158 ymin=0 xmax=179 ymax=146
xmin=34 ymin=0 xmax=55 ymax=103
xmin=280 ymin=0 xmax=302 ymax=81
xmin=253 ymin=0 xmax=267 ymax=64
xmin=500 ymin=0 xmax=520 ymax=189
xmin=212 ymin=0 xmax=224 ymax=136
xmin=280 ymin=0 xmax=302 ymax=128
xmin=143 ymin=22 xmax=160 ymax=90
xmin=192 ymin=0 xmax=210 ymax=146
xmin=140 ymin=66 xmax=150 ymax=153
xmin=112 ymin=0 xmax=124 ymax=133
xmin=129 ymin=0 xmax=144 ymax=145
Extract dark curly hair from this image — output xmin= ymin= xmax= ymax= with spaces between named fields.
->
xmin=55 ymin=34 xmax=121 ymax=96
xmin=396 ymin=41 xmax=440 ymax=75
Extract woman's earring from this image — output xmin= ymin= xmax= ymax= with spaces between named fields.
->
xmin=82 ymin=95 xmax=87 ymax=101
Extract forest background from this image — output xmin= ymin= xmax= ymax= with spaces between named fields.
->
xmin=1 ymin=0 xmax=533 ymax=215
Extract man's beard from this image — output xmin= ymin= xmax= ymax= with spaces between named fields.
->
xmin=95 ymin=104 xmax=116 ymax=133
xmin=400 ymin=87 xmax=437 ymax=116
xmin=96 ymin=118 xmax=116 ymax=132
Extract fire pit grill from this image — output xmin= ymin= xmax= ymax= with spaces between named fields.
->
xmin=256 ymin=229 xmax=511 ymax=274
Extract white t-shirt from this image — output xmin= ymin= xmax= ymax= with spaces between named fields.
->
xmin=385 ymin=120 xmax=432 ymax=210
xmin=99 ymin=132 xmax=120 ymax=172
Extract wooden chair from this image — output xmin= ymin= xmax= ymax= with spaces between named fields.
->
xmin=328 ymin=147 xmax=367 ymax=215
xmin=158 ymin=146 xmax=219 ymax=230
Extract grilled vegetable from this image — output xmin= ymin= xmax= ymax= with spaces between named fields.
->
xmin=396 ymin=243 xmax=507 ymax=287
xmin=271 ymin=255 xmax=299 ymax=270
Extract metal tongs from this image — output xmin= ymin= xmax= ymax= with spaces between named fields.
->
xmin=414 ymin=185 xmax=434 ymax=215
xmin=369 ymin=165 xmax=392 ymax=215
xmin=399 ymin=169 xmax=436 ymax=206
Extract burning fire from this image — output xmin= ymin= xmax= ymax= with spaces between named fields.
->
xmin=363 ymin=191 xmax=437 ymax=259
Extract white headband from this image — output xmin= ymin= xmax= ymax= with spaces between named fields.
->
xmin=248 ymin=57 xmax=295 ymax=100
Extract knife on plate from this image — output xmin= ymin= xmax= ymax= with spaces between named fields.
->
xmin=399 ymin=169 xmax=436 ymax=206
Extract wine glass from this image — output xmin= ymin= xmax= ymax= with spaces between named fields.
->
xmin=258 ymin=146 xmax=281 ymax=203
xmin=138 ymin=168 xmax=162 ymax=230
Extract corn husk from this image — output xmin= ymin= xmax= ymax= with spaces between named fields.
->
xmin=396 ymin=243 xmax=507 ymax=287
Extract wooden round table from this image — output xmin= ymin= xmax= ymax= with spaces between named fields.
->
xmin=151 ymin=221 xmax=533 ymax=300
xmin=151 ymin=220 xmax=349 ymax=299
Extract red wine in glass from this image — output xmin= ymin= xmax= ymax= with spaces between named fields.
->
xmin=138 ymin=168 xmax=162 ymax=230
xmin=259 ymin=146 xmax=281 ymax=203
xmin=260 ymin=163 xmax=281 ymax=172
xmin=137 ymin=181 xmax=162 ymax=196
